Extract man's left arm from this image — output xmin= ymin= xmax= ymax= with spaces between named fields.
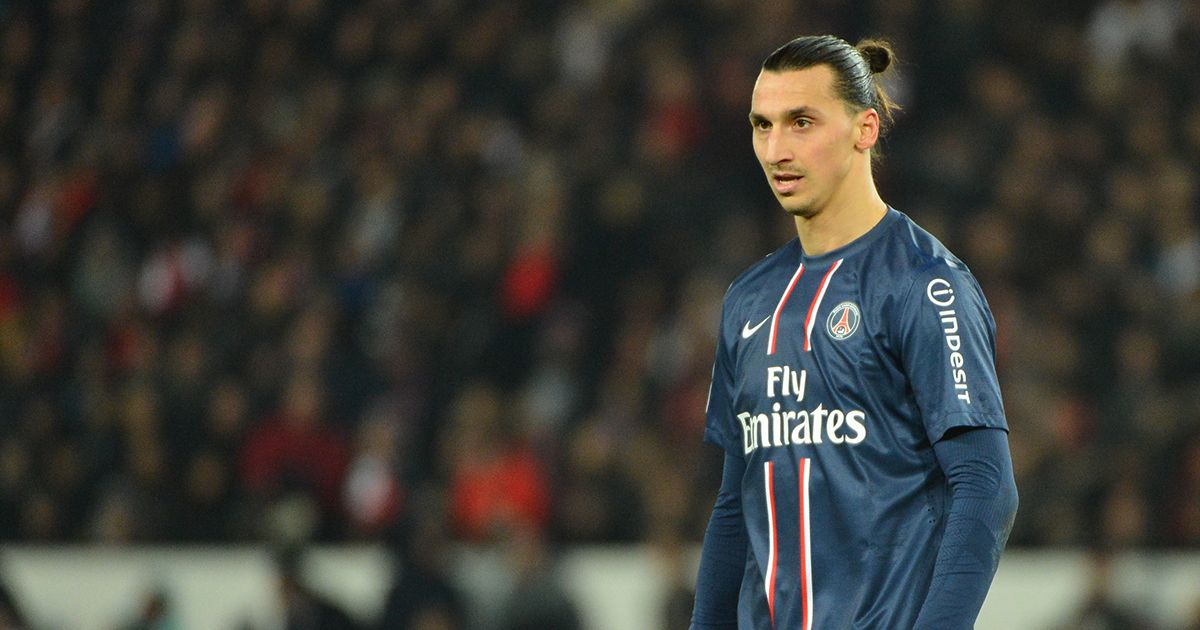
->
xmin=896 ymin=264 xmax=1018 ymax=628
xmin=913 ymin=426 xmax=1018 ymax=630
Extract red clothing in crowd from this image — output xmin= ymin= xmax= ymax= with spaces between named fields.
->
xmin=240 ymin=414 xmax=349 ymax=511
xmin=449 ymin=445 xmax=550 ymax=541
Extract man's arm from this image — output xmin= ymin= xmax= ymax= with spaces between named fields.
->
xmin=690 ymin=451 xmax=747 ymax=630
xmin=914 ymin=426 xmax=1018 ymax=630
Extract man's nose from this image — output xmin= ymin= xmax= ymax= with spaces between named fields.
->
xmin=764 ymin=130 xmax=792 ymax=165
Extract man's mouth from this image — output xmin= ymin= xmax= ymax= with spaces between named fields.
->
xmin=772 ymin=173 xmax=804 ymax=194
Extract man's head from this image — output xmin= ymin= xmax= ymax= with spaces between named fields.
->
xmin=750 ymin=35 xmax=897 ymax=218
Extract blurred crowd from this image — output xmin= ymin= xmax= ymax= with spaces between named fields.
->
xmin=1 ymin=0 xmax=1199 ymax=581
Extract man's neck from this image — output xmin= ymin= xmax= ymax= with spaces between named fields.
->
xmin=794 ymin=181 xmax=887 ymax=257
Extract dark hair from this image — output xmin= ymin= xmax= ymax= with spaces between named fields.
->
xmin=762 ymin=35 xmax=899 ymax=136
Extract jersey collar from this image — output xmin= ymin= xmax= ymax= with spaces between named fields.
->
xmin=798 ymin=206 xmax=901 ymax=266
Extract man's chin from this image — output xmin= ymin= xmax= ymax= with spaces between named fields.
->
xmin=779 ymin=199 xmax=817 ymax=219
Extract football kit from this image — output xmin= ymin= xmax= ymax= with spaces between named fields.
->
xmin=701 ymin=208 xmax=1009 ymax=629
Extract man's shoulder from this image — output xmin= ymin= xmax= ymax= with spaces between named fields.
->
xmin=724 ymin=237 xmax=798 ymax=302
xmin=873 ymin=209 xmax=973 ymax=287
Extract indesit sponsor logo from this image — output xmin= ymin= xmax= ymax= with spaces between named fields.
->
xmin=926 ymin=278 xmax=971 ymax=404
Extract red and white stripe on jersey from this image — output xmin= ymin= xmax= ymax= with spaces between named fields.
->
xmin=767 ymin=264 xmax=804 ymax=355
xmin=763 ymin=461 xmax=778 ymax=624
xmin=763 ymin=458 xmax=815 ymax=628
xmin=803 ymin=259 xmax=844 ymax=351
xmin=767 ymin=258 xmax=844 ymax=355
xmin=798 ymin=457 xmax=813 ymax=630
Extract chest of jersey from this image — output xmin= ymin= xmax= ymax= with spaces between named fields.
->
xmin=728 ymin=258 xmax=907 ymax=456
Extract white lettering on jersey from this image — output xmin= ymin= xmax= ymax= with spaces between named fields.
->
xmin=740 ymin=366 xmax=867 ymax=454
xmin=766 ymin=365 xmax=806 ymax=401
xmin=927 ymin=278 xmax=971 ymax=404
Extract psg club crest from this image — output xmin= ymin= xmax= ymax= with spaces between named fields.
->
xmin=826 ymin=301 xmax=861 ymax=340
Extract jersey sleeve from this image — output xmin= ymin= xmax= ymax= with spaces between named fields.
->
xmin=897 ymin=263 xmax=1007 ymax=443
xmin=703 ymin=302 xmax=742 ymax=456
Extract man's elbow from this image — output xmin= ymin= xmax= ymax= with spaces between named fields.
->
xmin=994 ymin=470 xmax=1018 ymax=540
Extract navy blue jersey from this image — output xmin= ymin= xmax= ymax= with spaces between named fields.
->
xmin=703 ymin=207 xmax=1007 ymax=629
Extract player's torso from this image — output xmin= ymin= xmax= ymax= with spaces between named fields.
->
xmin=726 ymin=236 xmax=945 ymax=629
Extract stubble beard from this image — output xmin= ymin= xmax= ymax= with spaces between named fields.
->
xmin=780 ymin=196 xmax=819 ymax=219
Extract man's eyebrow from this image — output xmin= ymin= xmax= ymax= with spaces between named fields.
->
xmin=748 ymin=106 xmax=817 ymax=123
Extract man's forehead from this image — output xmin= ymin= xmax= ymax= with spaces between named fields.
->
xmin=751 ymin=66 xmax=839 ymax=114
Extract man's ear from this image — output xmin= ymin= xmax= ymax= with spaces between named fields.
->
xmin=855 ymin=108 xmax=880 ymax=152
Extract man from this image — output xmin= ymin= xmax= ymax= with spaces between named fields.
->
xmin=691 ymin=35 xmax=1018 ymax=629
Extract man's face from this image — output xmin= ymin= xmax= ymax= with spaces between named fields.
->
xmin=750 ymin=66 xmax=862 ymax=218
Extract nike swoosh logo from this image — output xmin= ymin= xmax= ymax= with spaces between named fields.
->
xmin=742 ymin=316 xmax=771 ymax=339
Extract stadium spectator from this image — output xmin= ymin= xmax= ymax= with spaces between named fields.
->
xmin=442 ymin=381 xmax=551 ymax=542
xmin=241 ymin=370 xmax=350 ymax=542
xmin=0 ymin=569 xmax=27 ymax=630
xmin=376 ymin=486 xmax=466 ymax=630
xmin=496 ymin=527 xmax=581 ymax=630
xmin=1051 ymin=548 xmax=1159 ymax=630
xmin=277 ymin=549 xmax=364 ymax=630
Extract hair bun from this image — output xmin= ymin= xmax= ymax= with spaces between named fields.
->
xmin=857 ymin=39 xmax=894 ymax=74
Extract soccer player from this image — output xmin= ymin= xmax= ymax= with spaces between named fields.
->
xmin=690 ymin=35 xmax=1019 ymax=630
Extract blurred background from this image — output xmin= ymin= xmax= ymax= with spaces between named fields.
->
xmin=0 ymin=0 xmax=1199 ymax=628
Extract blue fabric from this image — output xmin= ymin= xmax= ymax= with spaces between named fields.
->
xmin=915 ymin=427 xmax=1018 ymax=629
xmin=690 ymin=452 xmax=748 ymax=630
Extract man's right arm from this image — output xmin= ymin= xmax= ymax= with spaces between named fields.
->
xmin=690 ymin=451 xmax=747 ymax=630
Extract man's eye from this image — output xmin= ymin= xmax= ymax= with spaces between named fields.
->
xmin=794 ymin=118 xmax=811 ymax=128
xmin=754 ymin=120 xmax=771 ymax=131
